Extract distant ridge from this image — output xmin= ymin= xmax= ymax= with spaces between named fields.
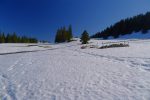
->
xmin=91 ymin=12 xmax=150 ymax=39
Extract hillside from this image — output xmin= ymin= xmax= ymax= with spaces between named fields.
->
xmin=108 ymin=30 xmax=150 ymax=39
xmin=0 ymin=39 xmax=150 ymax=100
xmin=91 ymin=12 xmax=150 ymax=39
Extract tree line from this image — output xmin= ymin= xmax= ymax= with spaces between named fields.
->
xmin=55 ymin=25 xmax=90 ymax=44
xmin=0 ymin=32 xmax=38 ymax=43
xmin=91 ymin=12 xmax=150 ymax=39
xmin=55 ymin=25 xmax=73 ymax=43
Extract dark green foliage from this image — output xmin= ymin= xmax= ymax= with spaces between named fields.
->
xmin=0 ymin=32 xmax=38 ymax=43
xmin=0 ymin=32 xmax=5 ymax=43
xmin=12 ymin=32 xmax=18 ymax=43
xmin=80 ymin=30 xmax=90 ymax=44
xmin=55 ymin=25 xmax=73 ymax=43
xmin=91 ymin=12 xmax=150 ymax=39
xmin=68 ymin=25 xmax=73 ymax=42
xmin=6 ymin=34 xmax=12 ymax=43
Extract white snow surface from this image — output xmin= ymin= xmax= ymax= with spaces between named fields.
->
xmin=0 ymin=39 xmax=150 ymax=100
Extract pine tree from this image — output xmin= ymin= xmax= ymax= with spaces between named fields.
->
xmin=80 ymin=30 xmax=90 ymax=44
xmin=0 ymin=32 xmax=38 ymax=43
xmin=91 ymin=12 xmax=150 ymax=39
xmin=12 ymin=32 xmax=17 ymax=43
xmin=2 ymin=33 xmax=5 ymax=43
xmin=0 ymin=33 xmax=2 ymax=43
xmin=62 ymin=27 xmax=67 ymax=42
xmin=6 ymin=34 xmax=12 ymax=43
xmin=55 ymin=29 xmax=62 ymax=43
xmin=68 ymin=25 xmax=73 ymax=42
xmin=55 ymin=25 xmax=74 ymax=43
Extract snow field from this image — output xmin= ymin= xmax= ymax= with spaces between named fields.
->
xmin=0 ymin=39 xmax=150 ymax=100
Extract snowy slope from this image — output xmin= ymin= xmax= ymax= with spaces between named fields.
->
xmin=108 ymin=30 xmax=150 ymax=39
xmin=0 ymin=39 xmax=150 ymax=100
xmin=119 ymin=31 xmax=150 ymax=39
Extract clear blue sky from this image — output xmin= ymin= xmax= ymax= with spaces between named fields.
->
xmin=0 ymin=0 xmax=150 ymax=42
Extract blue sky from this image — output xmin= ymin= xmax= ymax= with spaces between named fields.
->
xmin=0 ymin=0 xmax=150 ymax=42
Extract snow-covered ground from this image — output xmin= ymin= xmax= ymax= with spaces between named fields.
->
xmin=0 ymin=39 xmax=150 ymax=100
xmin=0 ymin=43 xmax=52 ymax=54
xmin=109 ymin=30 xmax=150 ymax=39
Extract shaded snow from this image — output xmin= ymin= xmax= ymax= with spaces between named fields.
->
xmin=109 ymin=30 xmax=150 ymax=39
xmin=119 ymin=31 xmax=150 ymax=39
xmin=0 ymin=39 xmax=150 ymax=100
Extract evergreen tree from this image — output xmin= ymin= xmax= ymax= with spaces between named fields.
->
xmin=55 ymin=29 xmax=61 ymax=43
xmin=62 ymin=27 xmax=67 ymax=42
xmin=68 ymin=25 xmax=73 ymax=42
xmin=12 ymin=32 xmax=17 ymax=43
xmin=0 ymin=33 xmax=2 ymax=43
xmin=6 ymin=34 xmax=12 ymax=43
xmin=80 ymin=30 xmax=90 ymax=44
xmin=91 ymin=12 xmax=150 ymax=39
xmin=55 ymin=25 xmax=74 ymax=43
xmin=1 ymin=33 xmax=5 ymax=43
xmin=0 ymin=31 xmax=38 ymax=43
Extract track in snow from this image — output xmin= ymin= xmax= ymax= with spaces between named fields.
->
xmin=69 ymin=48 xmax=150 ymax=72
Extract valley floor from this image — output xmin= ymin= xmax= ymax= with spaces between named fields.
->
xmin=0 ymin=39 xmax=150 ymax=100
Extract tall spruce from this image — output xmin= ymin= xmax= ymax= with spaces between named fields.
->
xmin=6 ymin=34 xmax=12 ymax=43
xmin=0 ymin=33 xmax=5 ymax=43
xmin=12 ymin=32 xmax=17 ymax=43
xmin=55 ymin=29 xmax=60 ymax=43
xmin=0 ymin=33 xmax=2 ymax=43
xmin=80 ymin=30 xmax=90 ymax=44
xmin=68 ymin=25 xmax=73 ymax=42
xmin=1 ymin=33 xmax=5 ymax=43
